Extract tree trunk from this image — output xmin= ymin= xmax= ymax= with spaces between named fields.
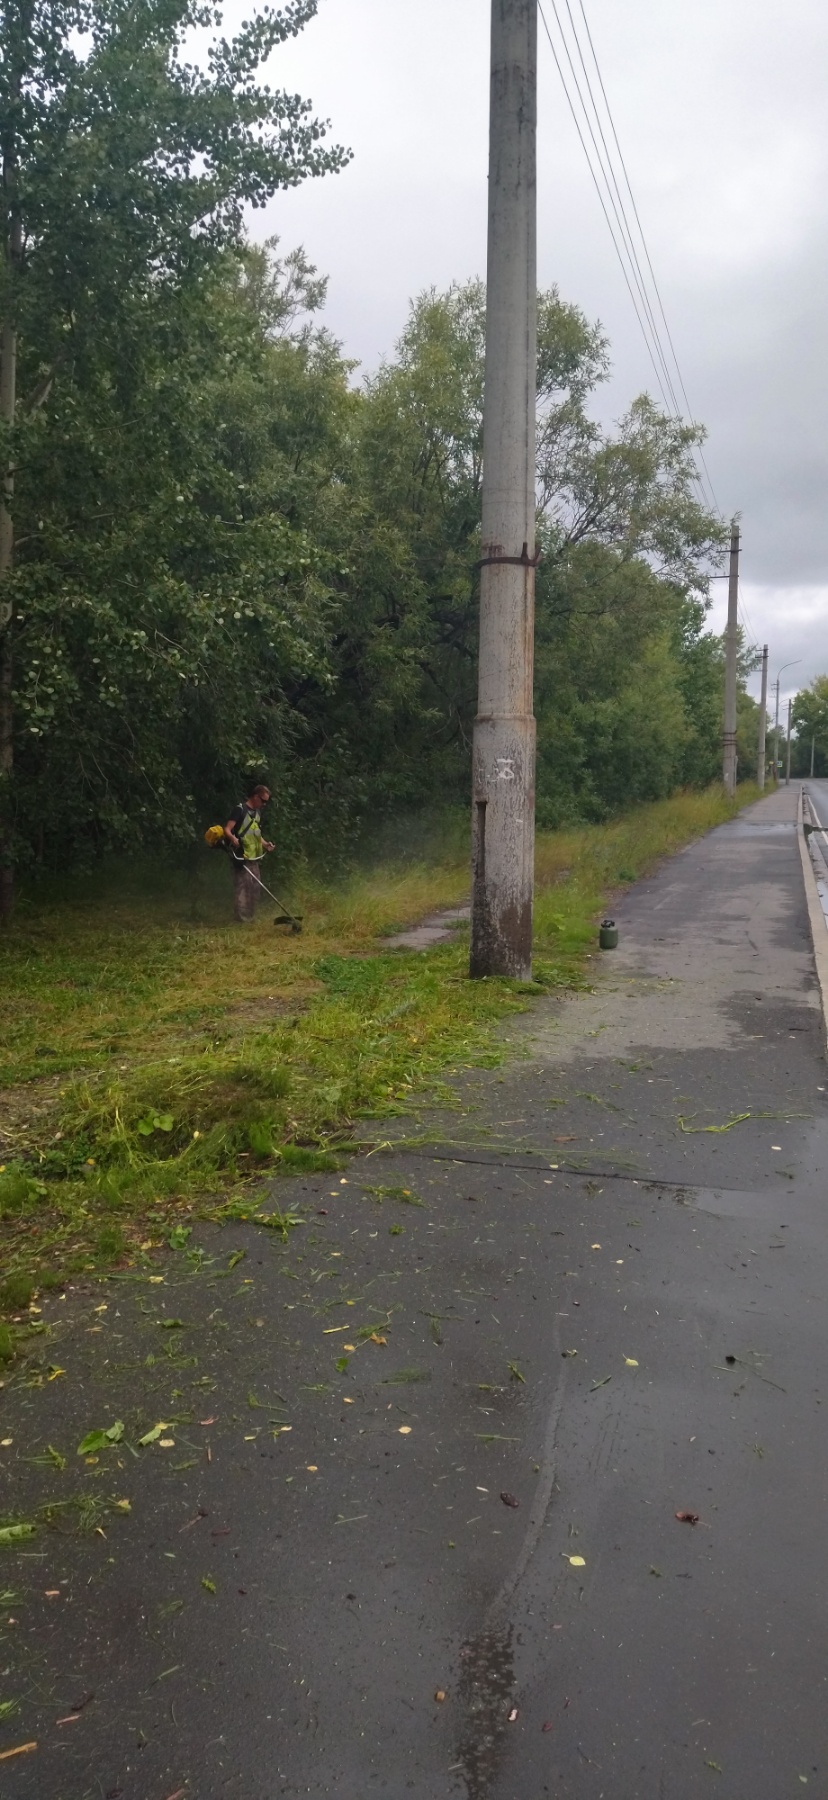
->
xmin=0 ymin=146 xmax=21 ymax=929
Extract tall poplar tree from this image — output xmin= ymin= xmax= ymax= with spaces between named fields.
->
xmin=0 ymin=0 xmax=347 ymax=919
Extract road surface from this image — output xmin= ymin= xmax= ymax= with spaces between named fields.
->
xmin=3 ymin=783 xmax=827 ymax=1799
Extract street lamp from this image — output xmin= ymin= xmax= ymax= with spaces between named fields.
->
xmin=773 ymin=660 xmax=802 ymax=780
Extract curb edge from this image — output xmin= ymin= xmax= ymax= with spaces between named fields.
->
xmin=796 ymin=785 xmax=828 ymax=1051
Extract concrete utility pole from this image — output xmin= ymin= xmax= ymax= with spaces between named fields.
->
xmin=785 ymin=698 xmax=792 ymax=785
xmin=757 ymin=643 xmax=768 ymax=791
xmin=722 ymin=520 xmax=740 ymax=796
xmin=773 ymin=678 xmax=780 ymax=781
xmin=773 ymin=660 xmax=801 ymax=784
xmin=470 ymin=0 xmax=538 ymax=980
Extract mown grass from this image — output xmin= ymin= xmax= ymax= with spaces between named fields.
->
xmin=0 ymin=783 xmax=759 ymax=1311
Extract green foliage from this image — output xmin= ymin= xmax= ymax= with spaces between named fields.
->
xmin=792 ymin=676 xmax=828 ymax=776
xmin=0 ymin=0 xmax=755 ymax=875
xmin=1 ymin=0 xmax=348 ymax=879
xmin=4 ymin=222 xmax=752 ymax=876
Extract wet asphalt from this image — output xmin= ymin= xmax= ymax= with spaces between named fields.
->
xmin=2 ymin=783 xmax=828 ymax=1800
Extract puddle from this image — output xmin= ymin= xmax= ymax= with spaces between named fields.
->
xmin=669 ymin=1183 xmax=793 ymax=1222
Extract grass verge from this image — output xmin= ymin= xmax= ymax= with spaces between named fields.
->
xmin=0 ymin=783 xmax=759 ymax=1312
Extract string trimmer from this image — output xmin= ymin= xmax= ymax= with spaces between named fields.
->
xmin=244 ymin=862 xmax=303 ymax=933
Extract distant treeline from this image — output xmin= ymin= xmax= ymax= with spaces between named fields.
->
xmin=0 ymin=0 xmax=760 ymax=892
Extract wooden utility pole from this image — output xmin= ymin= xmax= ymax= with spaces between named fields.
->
xmin=722 ymin=521 xmax=740 ymax=796
xmin=470 ymin=0 xmax=537 ymax=980
xmin=756 ymin=644 xmax=768 ymax=791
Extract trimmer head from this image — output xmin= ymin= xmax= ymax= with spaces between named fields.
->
xmin=274 ymin=912 xmax=303 ymax=933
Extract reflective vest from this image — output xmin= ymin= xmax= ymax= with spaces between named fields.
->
xmin=236 ymin=808 xmax=264 ymax=862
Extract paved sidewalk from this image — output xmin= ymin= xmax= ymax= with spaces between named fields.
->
xmin=4 ymin=785 xmax=827 ymax=1800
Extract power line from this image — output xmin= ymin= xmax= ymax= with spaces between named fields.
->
xmin=542 ymin=0 xmax=714 ymax=513
xmin=538 ymin=2 xmax=678 ymax=424
xmin=536 ymin=5 xmax=680 ymax=417
xmin=572 ymin=0 xmax=723 ymax=520
xmin=559 ymin=0 xmax=719 ymax=518
xmin=556 ymin=0 xmax=684 ymax=421
xmin=538 ymin=0 xmax=723 ymax=523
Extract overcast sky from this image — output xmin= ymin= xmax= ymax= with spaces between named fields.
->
xmin=241 ymin=0 xmax=828 ymax=706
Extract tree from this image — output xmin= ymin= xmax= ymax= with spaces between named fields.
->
xmin=351 ymin=280 xmax=728 ymax=822
xmin=0 ymin=0 xmax=348 ymax=918
xmin=791 ymin=676 xmax=828 ymax=776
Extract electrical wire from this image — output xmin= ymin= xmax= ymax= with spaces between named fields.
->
xmin=537 ymin=2 xmax=678 ymax=424
xmin=573 ymin=0 xmax=723 ymax=520
xmin=554 ymin=0 xmax=717 ymax=517
xmin=542 ymin=0 xmax=712 ymax=511
xmin=557 ymin=0 xmax=684 ymax=422
xmin=537 ymin=0 xmax=722 ymax=522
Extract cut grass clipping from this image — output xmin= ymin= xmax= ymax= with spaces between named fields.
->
xmin=0 ymin=784 xmax=757 ymax=1303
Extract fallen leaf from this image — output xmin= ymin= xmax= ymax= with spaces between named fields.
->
xmin=343 ymin=1344 xmax=356 ymax=1353
xmin=201 ymin=1577 xmax=216 ymax=1593
xmin=624 ymin=1358 xmax=639 ymax=1367
xmin=159 ymin=1439 xmax=176 ymax=1449
xmin=398 ymin=1426 xmax=412 ymax=1435
xmin=56 ymin=1714 xmax=81 ymax=1726
xmin=542 ymin=1720 xmax=554 ymax=1732
xmin=705 ymin=1760 xmax=722 ymax=1772
xmin=591 ymin=1244 xmax=601 ymax=1250
xmin=552 ymin=1135 xmax=577 ymax=1142
xmin=77 ymin=1422 xmax=124 ymax=1455
xmin=675 ymin=1510 xmax=699 ymax=1525
xmin=369 ymin=1333 xmax=388 ymax=1346
xmin=508 ymin=1706 xmax=519 ymax=1722
xmin=0 ymin=1524 xmax=36 ymax=1546
xmin=0 ymin=1743 xmax=37 ymax=1762
xmin=198 ymin=1418 xmax=217 ymax=1426
xmin=590 ymin=1376 xmax=612 ymax=1391
xmin=138 ymin=1423 xmax=168 ymax=1447
xmin=434 ymin=1689 xmax=446 ymax=1703
xmin=112 ymin=1499 xmax=131 ymax=1513
xmin=306 ymin=1465 xmax=318 ymax=1472
xmin=500 ymin=1492 xmax=520 ymax=1508
xmin=567 ymin=1555 xmax=586 ymax=1567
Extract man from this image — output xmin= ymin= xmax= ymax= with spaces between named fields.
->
xmin=224 ymin=784 xmax=274 ymax=922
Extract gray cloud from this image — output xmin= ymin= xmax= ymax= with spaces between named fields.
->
xmin=233 ymin=0 xmax=828 ymax=661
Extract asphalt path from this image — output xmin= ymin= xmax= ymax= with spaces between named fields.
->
xmin=3 ymin=784 xmax=828 ymax=1800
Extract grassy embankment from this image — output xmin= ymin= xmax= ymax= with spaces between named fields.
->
xmin=0 ymin=784 xmax=758 ymax=1324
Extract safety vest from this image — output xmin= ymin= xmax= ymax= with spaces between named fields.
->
xmin=236 ymin=808 xmax=264 ymax=862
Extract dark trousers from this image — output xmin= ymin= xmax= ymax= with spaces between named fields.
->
xmin=233 ymin=861 xmax=260 ymax=922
